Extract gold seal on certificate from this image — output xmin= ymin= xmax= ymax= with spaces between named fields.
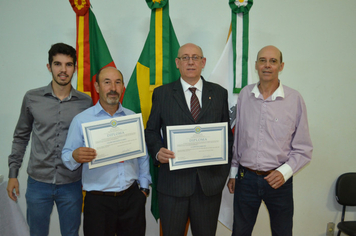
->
xmin=166 ymin=122 xmax=228 ymax=171
xmin=82 ymin=113 xmax=147 ymax=169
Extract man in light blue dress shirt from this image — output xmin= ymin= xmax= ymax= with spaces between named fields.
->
xmin=62 ymin=67 xmax=151 ymax=236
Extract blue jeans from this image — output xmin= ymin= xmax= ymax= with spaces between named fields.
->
xmin=232 ymin=167 xmax=294 ymax=236
xmin=25 ymin=176 xmax=82 ymax=236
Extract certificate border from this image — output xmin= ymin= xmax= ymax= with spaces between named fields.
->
xmin=82 ymin=113 xmax=146 ymax=169
xmin=167 ymin=122 xmax=228 ymax=170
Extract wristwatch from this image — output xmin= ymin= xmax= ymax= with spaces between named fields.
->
xmin=140 ymin=188 xmax=150 ymax=196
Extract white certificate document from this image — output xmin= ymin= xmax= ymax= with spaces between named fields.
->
xmin=82 ymin=113 xmax=147 ymax=169
xmin=167 ymin=122 xmax=228 ymax=171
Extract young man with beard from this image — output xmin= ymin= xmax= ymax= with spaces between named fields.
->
xmin=7 ymin=43 xmax=93 ymax=236
xmin=62 ymin=67 xmax=151 ymax=236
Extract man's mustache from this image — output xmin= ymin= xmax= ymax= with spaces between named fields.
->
xmin=107 ymin=91 xmax=119 ymax=96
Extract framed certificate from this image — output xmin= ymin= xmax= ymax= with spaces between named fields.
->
xmin=167 ymin=122 xmax=228 ymax=171
xmin=82 ymin=113 xmax=147 ymax=169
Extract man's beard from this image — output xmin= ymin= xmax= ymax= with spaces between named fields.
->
xmin=53 ymin=73 xmax=72 ymax=87
xmin=106 ymin=91 xmax=120 ymax=105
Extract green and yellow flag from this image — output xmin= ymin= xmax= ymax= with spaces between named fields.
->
xmin=69 ymin=0 xmax=119 ymax=104
xmin=122 ymin=0 xmax=180 ymax=220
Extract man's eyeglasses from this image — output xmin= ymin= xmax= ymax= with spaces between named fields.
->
xmin=177 ymin=56 xmax=203 ymax=61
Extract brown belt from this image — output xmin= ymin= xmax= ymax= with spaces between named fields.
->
xmin=244 ymin=167 xmax=274 ymax=176
xmin=89 ymin=181 xmax=137 ymax=197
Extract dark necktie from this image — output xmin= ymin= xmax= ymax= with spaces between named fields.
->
xmin=189 ymin=87 xmax=201 ymax=121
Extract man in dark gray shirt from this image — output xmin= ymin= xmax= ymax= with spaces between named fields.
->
xmin=7 ymin=43 xmax=92 ymax=236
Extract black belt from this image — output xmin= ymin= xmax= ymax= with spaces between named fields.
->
xmin=89 ymin=181 xmax=137 ymax=197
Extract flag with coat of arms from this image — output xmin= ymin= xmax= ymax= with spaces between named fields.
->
xmin=207 ymin=0 xmax=253 ymax=229
xmin=69 ymin=0 xmax=120 ymax=105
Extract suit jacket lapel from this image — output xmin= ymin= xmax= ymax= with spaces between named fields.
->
xmin=197 ymin=79 xmax=213 ymax=122
xmin=172 ymin=80 xmax=195 ymax=122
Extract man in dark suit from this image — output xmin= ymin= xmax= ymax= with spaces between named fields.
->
xmin=145 ymin=43 xmax=233 ymax=236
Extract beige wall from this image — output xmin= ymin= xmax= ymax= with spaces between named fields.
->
xmin=1 ymin=1 xmax=355 ymax=235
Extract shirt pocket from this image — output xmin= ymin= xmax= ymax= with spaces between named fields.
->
xmin=271 ymin=117 xmax=294 ymax=142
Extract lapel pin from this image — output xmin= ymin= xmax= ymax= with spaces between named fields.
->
xmin=209 ymin=97 xmax=211 ymax=100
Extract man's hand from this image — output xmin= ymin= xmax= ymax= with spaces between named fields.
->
xmin=227 ymin=178 xmax=235 ymax=194
xmin=7 ymin=178 xmax=19 ymax=201
xmin=264 ymin=170 xmax=285 ymax=189
xmin=157 ymin=148 xmax=175 ymax=163
xmin=72 ymin=147 xmax=97 ymax=163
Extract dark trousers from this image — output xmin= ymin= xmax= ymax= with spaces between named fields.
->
xmin=232 ymin=167 xmax=294 ymax=236
xmin=83 ymin=183 xmax=147 ymax=236
xmin=158 ymin=177 xmax=222 ymax=236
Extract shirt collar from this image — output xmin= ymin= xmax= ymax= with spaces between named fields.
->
xmin=180 ymin=77 xmax=203 ymax=92
xmin=251 ymin=80 xmax=285 ymax=101
xmin=43 ymin=82 xmax=74 ymax=101
xmin=93 ymin=100 xmax=124 ymax=116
